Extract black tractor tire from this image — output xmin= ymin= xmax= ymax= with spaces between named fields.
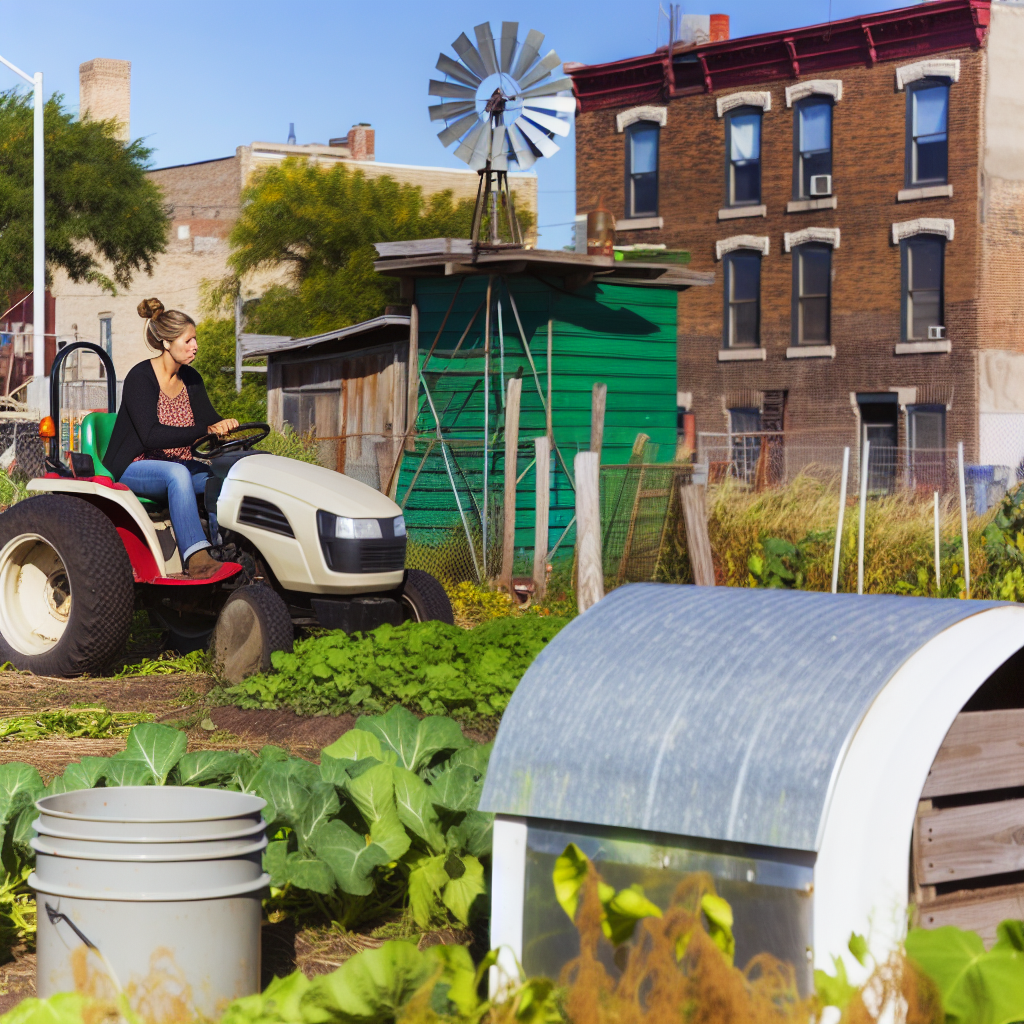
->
xmin=400 ymin=569 xmax=455 ymax=625
xmin=0 ymin=494 xmax=134 ymax=676
xmin=210 ymin=585 xmax=293 ymax=684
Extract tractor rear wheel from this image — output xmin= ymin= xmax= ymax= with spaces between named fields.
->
xmin=210 ymin=585 xmax=293 ymax=684
xmin=399 ymin=569 xmax=454 ymax=625
xmin=0 ymin=494 xmax=134 ymax=676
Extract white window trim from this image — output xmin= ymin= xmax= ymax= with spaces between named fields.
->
xmin=896 ymin=59 xmax=960 ymax=90
xmin=785 ymin=80 xmax=843 ymax=107
xmin=616 ymin=105 xmax=667 ymax=132
xmin=891 ymin=218 xmax=955 ymax=245
xmin=716 ymin=91 xmax=771 ymax=117
xmin=716 ymin=235 xmax=769 ymax=260
xmin=784 ymin=227 xmax=840 ymax=252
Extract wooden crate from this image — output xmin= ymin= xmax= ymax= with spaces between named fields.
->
xmin=912 ymin=708 xmax=1024 ymax=946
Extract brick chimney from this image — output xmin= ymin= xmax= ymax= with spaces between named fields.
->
xmin=345 ymin=124 xmax=374 ymax=161
xmin=79 ymin=59 xmax=131 ymax=142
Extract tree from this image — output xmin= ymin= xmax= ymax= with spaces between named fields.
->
xmin=0 ymin=88 xmax=168 ymax=301
xmin=225 ymin=158 xmax=533 ymax=338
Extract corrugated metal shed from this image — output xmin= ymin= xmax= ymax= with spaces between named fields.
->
xmin=396 ymin=276 xmax=679 ymax=552
xmin=480 ymin=584 xmax=1005 ymax=852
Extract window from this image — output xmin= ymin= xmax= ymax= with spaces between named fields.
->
xmin=792 ymin=244 xmax=831 ymax=345
xmin=729 ymin=407 xmax=761 ymax=483
xmin=725 ymin=108 xmax=761 ymax=206
xmin=902 ymin=236 xmax=944 ymax=340
xmin=99 ymin=316 xmax=112 ymax=357
xmin=858 ymin=394 xmax=898 ymax=494
xmin=906 ymin=81 xmax=949 ymax=186
xmin=794 ymin=97 xmax=832 ymax=198
xmin=282 ymin=387 xmax=339 ymax=437
xmin=723 ymin=251 xmax=761 ymax=348
xmin=909 ymin=405 xmax=946 ymax=489
xmin=625 ymin=121 xmax=659 ymax=217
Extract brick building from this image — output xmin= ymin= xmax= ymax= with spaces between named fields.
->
xmin=52 ymin=61 xmax=538 ymax=379
xmin=569 ymin=0 xmax=1024 ymax=484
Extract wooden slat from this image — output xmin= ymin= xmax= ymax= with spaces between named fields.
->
xmin=921 ymin=708 xmax=1024 ymax=798
xmin=914 ymin=797 xmax=1024 ymax=885
xmin=917 ymin=881 xmax=1024 ymax=948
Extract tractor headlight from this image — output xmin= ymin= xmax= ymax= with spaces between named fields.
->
xmin=319 ymin=514 xmax=383 ymax=540
xmin=393 ymin=516 xmax=407 ymax=537
xmin=316 ymin=511 xmax=406 ymax=574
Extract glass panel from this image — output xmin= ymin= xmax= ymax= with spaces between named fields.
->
xmin=800 ymin=247 xmax=830 ymax=296
xmin=915 ymin=138 xmax=948 ymax=184
xmin=730 ymin=113 xmax=760 ymax=161
xmin=911 ymin=290 xmax=941 ymax=339
xmin=913 ymin=85 xmax=948 ymax=137
xmin=800 ymin=297 xmax=829 ymax=343
xmin=732 ymin=162 xmax=760 ymax=204
xmin=629 ymin=124 xmax=658 ymax=175
xmin=730 ymin=407 xmax=761 ymax=433
xmin=911 ymin=409 xmax=945 ymax=450
xmin=732 ymin=302 xmax=758 ymax=346
xmin=910 ymin=240 xmax=942 ymax=289
xmin=730 ymin=254 xmax=760 ymax=301
xmin=801 ymin=150 xmax=831 ymax=196
xmin=799 ymin=102 xmax=831 ymax=154
xmin=631 ymin=172 xmax=658 ymax=217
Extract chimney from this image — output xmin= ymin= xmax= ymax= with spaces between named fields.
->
xmin=287 ymin=122 xmax=296 ymax=145
xmin=79 ymin=59 xmax=130 ymax=142
xmin=672 ymin=14 xmax=729 ymax=48
xmin=345 ymin=124 xmax=375 ymax=161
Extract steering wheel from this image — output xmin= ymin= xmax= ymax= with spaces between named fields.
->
xmin=191 ymin=422 xmax=271 ymax=459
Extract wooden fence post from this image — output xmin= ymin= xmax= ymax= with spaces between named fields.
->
xmin=501 ymin=377 xmax=522 ymax=589
xmin=533 ymin=436 xmax=550 ymax=602
xmin=680 ymin=483 xmax=715 ymax=586
xmin=575 ymin=451 xmax=604 ymax=613
xmin=590 ymin=382 xmax=607 ymax=457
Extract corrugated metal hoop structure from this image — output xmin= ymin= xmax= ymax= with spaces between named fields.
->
xmin=481 ymin=584 xmax=1024 ymax=982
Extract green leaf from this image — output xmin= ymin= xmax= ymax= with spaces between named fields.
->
xmin=103 ymin=757 xmax=157 ymax=787
xmin=848 ymin=931 xmax=869 ymax=967
xmin=601 ymin=885 xmax=662 ymax=946
xmin=344 ymin=762 xmax=396 ymax=828
xmin=322 ymin=730 xmax=384 ymax=763
xmin=263 ymin=839 xmax=290 ymax=887
xmin=906 ymin=924 xmax=1024 ymax=1024
xmin=407 ymin=853 xmax=448 ymax=929
xmin=356 ymin=705 xmax=465 ymax=773
xmin=429 ymin=763 xmax=483 ymax=813
xmin=446 ymin=810 xmax=493 ymax=859
xmin=0 ymin=992 xmax=97 ymax=1024
xmin=45 ymin=757 xmax=109 ymax=795
xmin=282 ymin=851 xmax=336 ymax=895
xmin=994 ymin=919 xmax=1024 ymax=953
xmin=369 ymin=809 xmax=411 ymax=862
xmin=260 ymin=970 xmax=310 ymax=1023
xmin=0 ymin=763 xmax=44 ymax=822
xmin=9 ymin=806 xmax=37 ymax=862
xmin=308 ymin=820 xmax=391 ymax=897
xmin=123 ymin=723 xmax=187 ymax=784
xmin=393 ymin=767 xmax=446 ymax=854
xmin=302 ymin=941 xmax=433 ymax=1024
xmin=423 ymin=944 xmax=480 ymax=1017
xmin=814 ymin=957 xmax=857 ymax=1010
xmin=251 ymin=763 xmax=311 ymax=832
xmin=319 ymin=753 xmax=351 ymax=788
xmin=176 ymin=751 xmax=242 ymax=786
xmin=441 ymin=854 xmax=485 ymax=924
xmin=552 ymin=843 xmax=589 ymax=923
xmin=296 ymin=782 xmax=340 ymax=851
xmin=701 ymin=893 xmax=735 ymax=964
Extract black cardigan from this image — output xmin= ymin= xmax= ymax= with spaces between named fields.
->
xmin=105 ymin=361 xmax=221 ymax=481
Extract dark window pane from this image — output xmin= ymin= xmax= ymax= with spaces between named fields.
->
xmin=732 ymin=302 xmax=758 ymax=346
xmin=910 ymin=239 xmax=942 ymax=289
xmin=911 ymin=84 xmax=949 ymax=184
xmin=800 ymin=248 xmax=830 ymax=296
xmin=801 ymin=150 xmax=831 ymax=196
xmin=732 ymin=162 xmax=760 ymax=204
xmin=915 ymin=138 xmax=947 ymax=183
xmin=631 ymin=172 xmax=658 ymax=216
xmin=911 ymin=290 xmax=941 ymax=338
xmin=911 ymin=409 xmax=945 ymax=449
xmin=800 ymin=297 xmax=829 ymax=343
xmin=730 ymin=254 xmax=760 ymax=301
xmin=629 ymin=124 xmax=658 ymax=174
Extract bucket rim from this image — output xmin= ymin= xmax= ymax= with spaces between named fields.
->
xmin=31 ymin=835 xmax=268 ymax=862
xmin=28 ymin=870 xmax=271 ymax=902
xmin=32 ymin=816 xmax=267 ymax=844
xmin=35 ymin=787 xmax=267 ymax=823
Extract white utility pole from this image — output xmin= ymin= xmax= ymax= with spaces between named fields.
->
xmin=0 ymin=56 xmax=45 ymax=412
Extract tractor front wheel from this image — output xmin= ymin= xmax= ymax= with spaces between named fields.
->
xmin=399 ymin=569 xmax=454 ymax=625
xmin=0 ymin=495 xmax=134 ymax=675
xmin=210 ymin=585 xmax=293 ymax=684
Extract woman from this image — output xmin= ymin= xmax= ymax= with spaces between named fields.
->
xmin=104 ymin=298 xmax=239 ymax=580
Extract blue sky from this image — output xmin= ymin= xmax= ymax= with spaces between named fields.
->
xmin=1 ymin=0 xmax=898 ymax=249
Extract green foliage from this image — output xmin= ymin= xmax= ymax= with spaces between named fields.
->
xmin=0 ymin=706 xmax=152 ymax=740
xmin=747 ymin=531 xmax=832 ymax=589
xmin=255 ymin=424 xmax=320 ymax=464
xmin=813 ymin=932 xmax=871 ymax=1010
xmin=905 ymin=920 xmax=1024 ymax=1024
xmin=0 ymin=762 xmax=43 ymax=949
xmin=222 ymin=158 xmax=532 ymax=339
xmin=224 ymin=617 xmax=567 ymax=720
xmin=114 ymin=648 xmax=213 ymax=677
xmin=190 ymin=316 xmax=271 ymax=423
xmin=0 ymin=88 xmax=167 ymax=298
xmin=0 ymin=469 xmax=28 ymax=508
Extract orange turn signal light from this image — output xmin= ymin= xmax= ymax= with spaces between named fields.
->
xmin=38 ymin=416 xmax=56 ymax=439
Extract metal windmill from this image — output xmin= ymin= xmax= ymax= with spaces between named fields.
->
xmin=428 ymin=21 xmax=573 ymax=247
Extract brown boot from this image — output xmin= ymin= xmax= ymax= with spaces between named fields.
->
xmin=187 ymin=548 xmax=224 ymax=580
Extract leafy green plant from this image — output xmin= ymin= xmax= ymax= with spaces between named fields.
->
xmin=0 ymin=707 xmax=152 ymax=741
xmin=222 ymin=617 xmax=567 ymax=720
xmin=0 ymin=763 xmax=44 ymax=950
xmin=748 ymin=531 xmax=832 ymax=589
xmin=114 ymin=648 xmax=213 ymax=678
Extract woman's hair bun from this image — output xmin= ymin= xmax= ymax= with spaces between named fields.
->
xmin=137 ymin=297 xmax=165 ymax=320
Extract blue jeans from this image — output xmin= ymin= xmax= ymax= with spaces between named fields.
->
xmin=120 ymin=460 xmax=213 ymax=563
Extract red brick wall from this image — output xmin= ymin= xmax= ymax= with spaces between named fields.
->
xmin=576 ymin=45 xmax=991 ymax=456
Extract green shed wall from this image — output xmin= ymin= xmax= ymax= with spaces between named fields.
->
xmin=397 ymin=275 xmax=678 ymax=559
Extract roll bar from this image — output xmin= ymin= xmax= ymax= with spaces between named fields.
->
xmin=47 ymin=342 xmax=118 ymax=464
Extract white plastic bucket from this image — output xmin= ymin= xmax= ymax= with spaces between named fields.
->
xmin=30 ymin=786 xmax=270 ymax=1021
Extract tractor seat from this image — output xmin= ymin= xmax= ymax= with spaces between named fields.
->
xmin=79 ymin=411 xmax=161 ymax=510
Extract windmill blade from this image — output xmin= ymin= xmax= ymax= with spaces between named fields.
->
xmin=467 ymin=120 xmax=493 ymax=170
xmin=429 ymin=79 xmax=477 ymax=100
xmin=474 ymin=23 xmax=499 ymax=77
xmin=518 ymin=50 xmax=562 ymax=91
xmin=514 ymin=116 xmax=560 ymax=159
xmin=511 ymin=28 xmax=545 ymax=80
xmin=438 ymin=111 xmax=482 ymax=147
xmin=522 ymin=95 xmax=577 ymax=114
xmin=429 ymin=100 xmax=476 ymax=122
xmin=519 ymin=77 xmax=574 ymax=100
xmin=521 ymin=108 xmax=570 ymax=138
xmin=452 ymin=32 xmax=488 ymax=79
xmin=490 ymin=124 xmax=507 ymax=161
xmin=454 ymin=118 xmax=489 ymax=164
xmin=436 ymin=53 xmax=480 ymax=88
xmin=507 ymin=123 xmax=538 ymax=169
xmin=499 ymin=22 xmax=518 ymax=73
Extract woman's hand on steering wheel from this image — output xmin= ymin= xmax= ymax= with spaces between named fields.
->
xmin=191 ymin=421 xmax=271 ymax=459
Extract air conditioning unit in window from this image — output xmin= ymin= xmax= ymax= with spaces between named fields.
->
xmin=928 ymin=325 xmax=946 ymax=340
xmin=809 ymin=174 xmax=832 ymax=196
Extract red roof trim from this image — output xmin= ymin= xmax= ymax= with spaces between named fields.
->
xmin=570 ymin=0 xmax=989 ymax=111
